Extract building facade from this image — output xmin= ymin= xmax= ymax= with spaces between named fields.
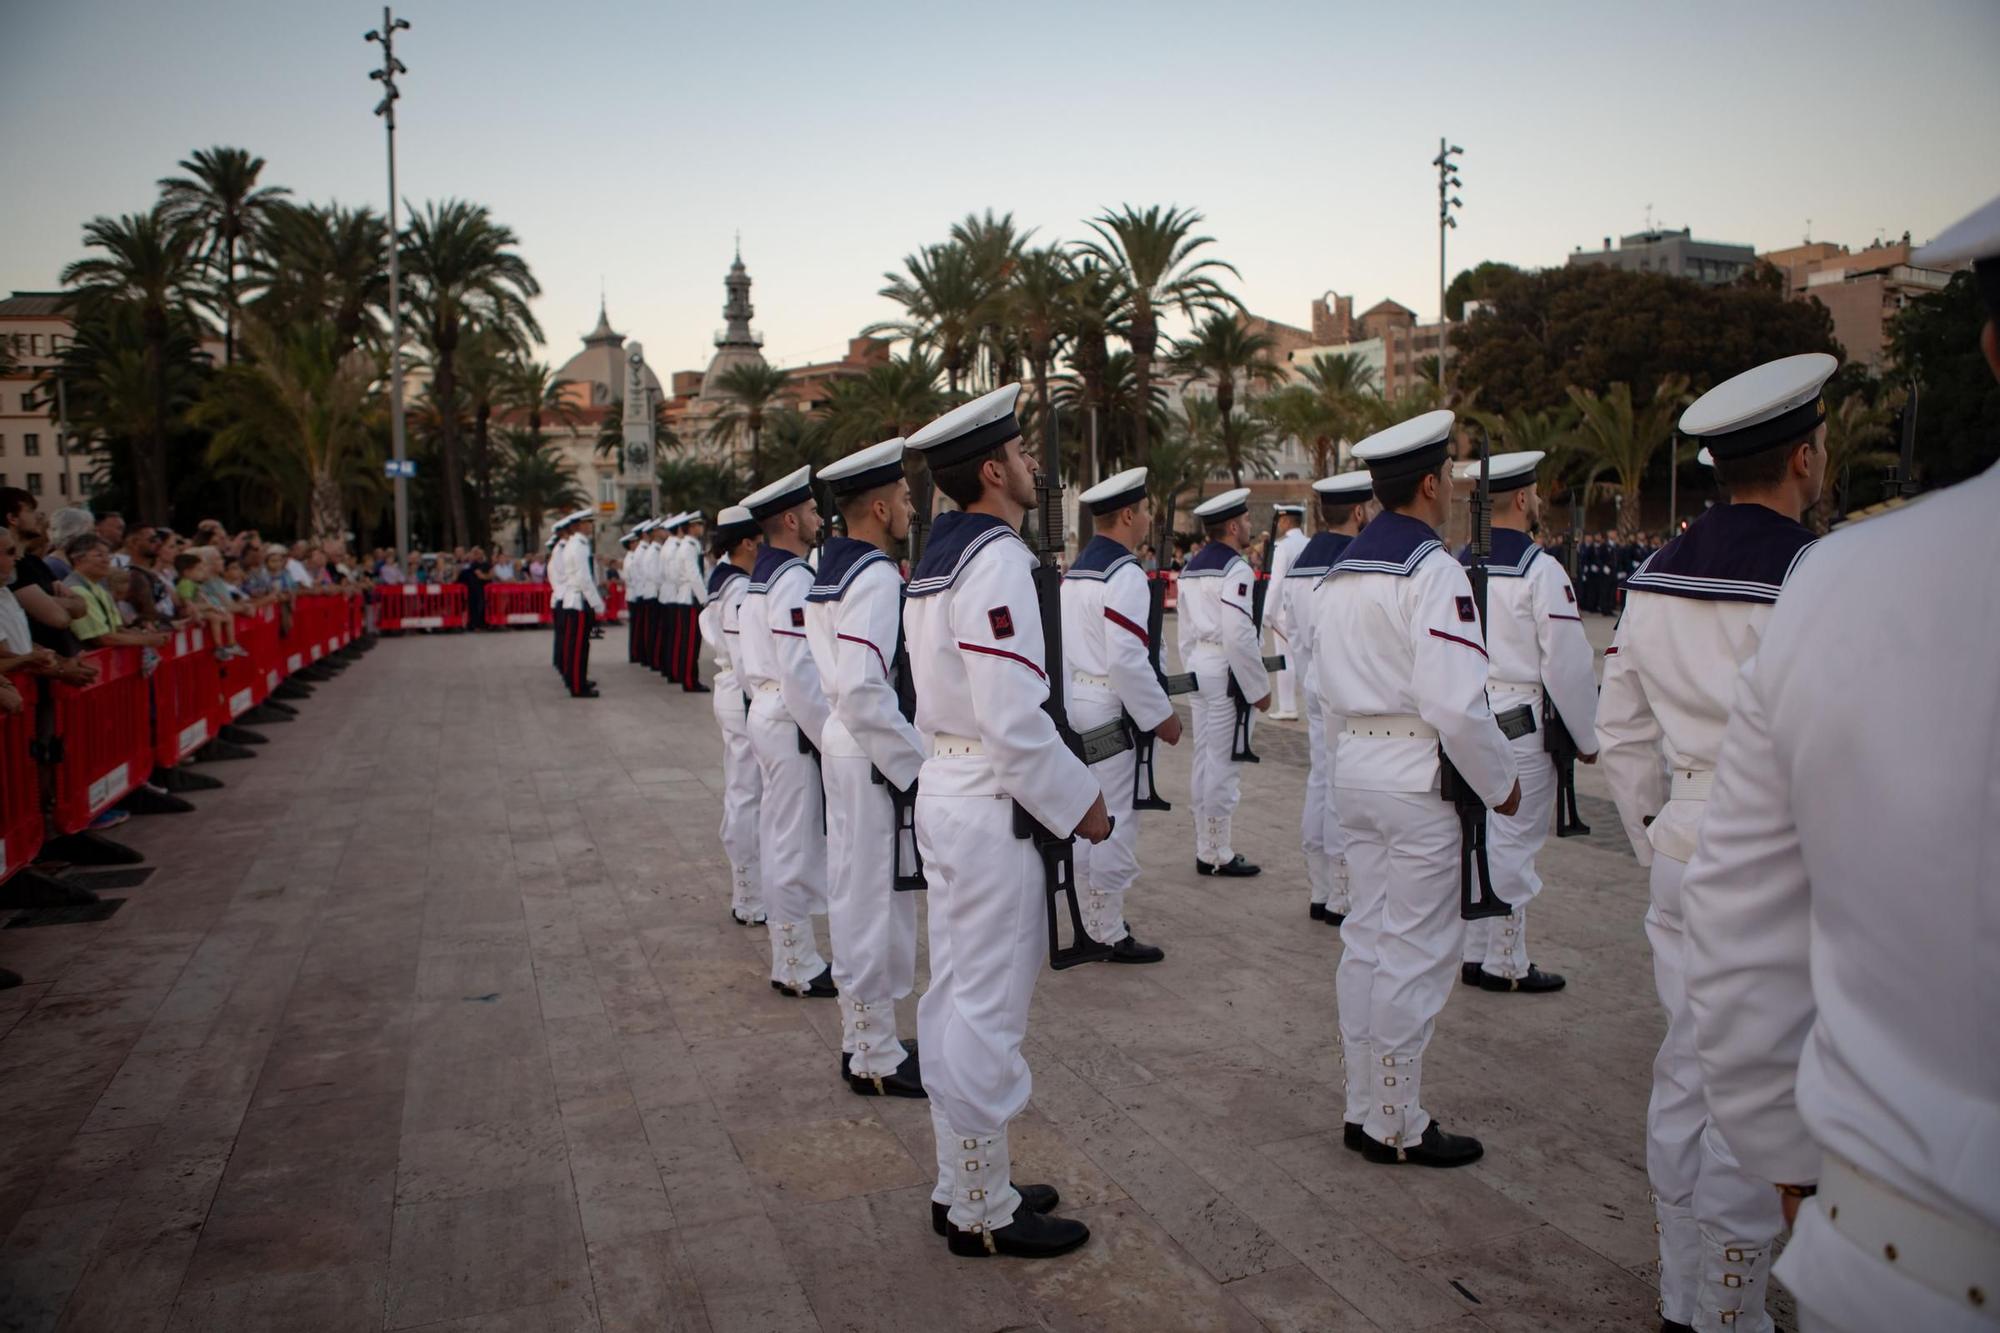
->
xmin=1567 ymin=227 xmax=1756 ymax=285
xmin=1761 ymin=236 xmax=1956 ymax=370
xmin=0 ymin=293 xmax=81 ymax=505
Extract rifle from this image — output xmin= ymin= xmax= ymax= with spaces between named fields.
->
xmin=1442 ymin=425 xmax=1511 ymax=921
xmin=1887 ymin=379 xmax=1920 ymax=501
xmin=1131 ymin=574 xmax=1195 ymax=811
xmin=1018 ymin=405 xmax=1124 ymax=970
xmin=1544 ymin=702 xmax=1591 ymax=837
xmin=871 ymin=621 xmax=927 ymax=892
xmin=1227 ymin=574 xmax=1286 ymax=762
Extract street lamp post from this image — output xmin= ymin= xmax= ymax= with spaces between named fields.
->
xmin=367 ymin=9 xmax=411 ymax=560
xmin=1433 ymin=139 xmax=1463 ymax=399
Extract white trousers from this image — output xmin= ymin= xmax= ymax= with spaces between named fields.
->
xmin=1335 ymin=788 xmax=1462 ymax=1146
xmin=1302 ymin=681 xmax=1349 ymax=913
xmin=747 ymin=708 xmax=828 ymax=990
xmin=1647 ymin=852 xmax=1782 ymax=1333
xmin=1270 ymin=626 xmax=1297 ymax=715
xmin=1782 ymin=1198 xmax=1998 ymax=1333
xmin=823 ymin=751 xmax=917 ymax=1078
xmin=711 ymin=682 xmax=764 ymax=920
xmin=1186 ymin=649 xmax=1241 ymax=865
xmin=1461 ymin=729 xmax=1555 ymax=977
xmin=1071 ymin=687 xmax=1135 ymax=945
xmin=915 ymin=758 xmax=1043 ymax=1234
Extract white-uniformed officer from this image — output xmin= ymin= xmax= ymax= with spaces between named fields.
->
xmin=696 ymin=505 xmax=766 ymax=926
xmin=1681 ymin=196 xmax=2000 ymax=1333
xmin=1453 ymin=450 xmax=1597 ymax=994
xmin=804 ymin=440 xmax=927 ymax=1098
xmin=551 ymin=510 xmax=604 ymax=698
xmin=1597 ymin=352 xmax=1836 ymax=1333
xmin=735 ymin=470 xmax=836 ymax=998
xmin=1176 ymin=488 xmax=1271 ymax=877
xmin=1289 ymin=471 xmax=1373 ymax=926
xmin=1062 ymin=466 xmax=1179 ymax=962
xmin=680 ymin=512 xmax=711 ymax=693
xmin=1264 ymin=502 xmax=1307 ymax=719
xmin=621 ymin=521 xmax=651 ymax=665
xmin=656 ymin=513 xmax=689 ymax=683
xmin=1311 ymin=409 xmax=1520 ymax=1168
xmin=905 ymin=383 xmax=1110 ymax=1259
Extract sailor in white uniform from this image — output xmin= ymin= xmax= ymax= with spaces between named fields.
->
xmin=1288 ymin=471 xmax=1373 ymax=926
xmin=905 ymin=383 xmax=1110 ymax=1259
xmin=644 ymin=520 xmax=674 ymax=671
xmin=1680 ymin=197 xmax=2000 ymax=1333
xmin=658 ymin=512 xmax=691 ymax=684
xmin=1264 ymin=502 xmax=1307 ymax=719
xmin=804 ymin=440 xmax=927 ymax=1098
xmin=1177 ymin=488 xmax=1272 ymax=877
xmin=624 ymin=519 xmax=653 ymax=665
xmin=736 ymin=469 xmax=836 ymax=999
xmin=1061 ymin=467 xmax=1178 ymax=962
xmin=679 ymin=512 xmax=711 ymax=693
xmin=1596 ymin=352 xmax=1836 ymax=1333
xmin=1311 ymin=409 xmax=1519 ymax=1168
xmin=1453 ymin=451 xmax=1596 ymax=994
xmin=550 ymin=510 xmax=604 ymax=697
xmin=696 ymin=505 xmax=765 ymax=926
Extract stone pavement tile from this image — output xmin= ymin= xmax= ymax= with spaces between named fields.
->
xmin=1221 ymin=1265 xmax=1377 ymax=1332
xmin=0 ymin=1197 xmax=121 ymax=1333
xmin=27 ymin=1125 xmax=161 ymax=1211
xmin=165 ymin=1260 xmax=387 ymax=1333
xmin=0 ymin=980 xmax=54 ymax=1042
xmin=78 ymin=1044 xmax=209 ymax=1133
xmin=46 ymin=931 xmax=203 ymax=999
xmin=394 ymin=1112 xmax=570 ymax=1207
xmin=733 ymin=1115 xmax=927 ymax=1206
xmin=1139 ymin=1045 xmax=1337 ymax=1148
xmin=1000 ymin=1198 xmax=1266 ymax=1333
xmin=638 ymin=1099 xmax=765 ymax=1231
xmin=766 ymin=1184 xmax=1033 ymax=1333
xmin=535 ymin=955 xmax=609 ymax=1024
xmin=1412 ymin=1223 xmax=1659 ymax=1331
xmin=654 ymin=958 xmax=809 ymax=1043
xmin=1463 ymin=1135 xmax=1657 ymax=1270
xmin=1028 ymin=1016 xmax=1159 ymax=1090
xmin=688 ymin=1028 xmax=853 ymax=1133
xmin=670 ymin=1212 xmax=820 ymax=1333
xmin=561 ymin=1090 xmax=676 ymax=1243
xmin=545 ymin=1013 xmax=630 ymax=1110
xmin=583 ymin=1229 xmax=711 ymax=1333
xmin=384 ymin=1179 xmax=596 ymax=1331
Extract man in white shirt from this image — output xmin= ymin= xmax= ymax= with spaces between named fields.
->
xmin=1263 ymin=503 xmax=1307 ymax=718
xmin=696 ymin=507 xmax=766 ymax=927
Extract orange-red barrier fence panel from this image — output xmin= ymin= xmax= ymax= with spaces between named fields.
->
xmin=485 ymin=582 xmax=552 ymax=626
xmin=225 ymin=604 xmax=280 ymax=719
xmin=0 ymin=675 xmax=39 ymax=884
xmin=376 ymin=583 xmax=468 ymax=631
xmin=50 ymin=646 xmax=152 ymax=834
xmin=153 ymin=625 xmax=227 ymax=767
xmin=603 ymin=583 xmax=626 ymax=624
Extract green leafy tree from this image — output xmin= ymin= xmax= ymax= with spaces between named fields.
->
xmin=867 ymin=242 xmax=994 ymax=394
xmin=1255 ymin=385 xmax=1342 ymax=480
xmin=497 ymin=432 xmax=586 ymax=551
xmin=158 ymin=146 xmax=290 ymax=365
xmin=243 ymin=201 xmax=388 ymax=357
xmin=1053 ymin=349 xmax=1167 ymax=477
xmin=951 ymin=210 xmax=1030 ymax=389
xmin=1005 ymin=245 xmax=1074 ymax=443
xmin=1169 ymin=313 xmax=1282 ymax=486
xmin=1817 ymin=390 xmax=1900 ymax=529
xmin=1148 ymin=402 xmax=1224 ymax=552
xmin=653 ymin=457 xmax=746 ymax=524
xmin=1887 ymin=271 xmax=2000 ymax=490
xmin=822 ymin=351 xmax=948 ymax=449
xmin=707 ymin=360 xmax=792 ymax=484
xmin=1443 ymin=260 xmax=1523 ymax=321
xmin=1567 ymin=377 xmax=1692 ymax=540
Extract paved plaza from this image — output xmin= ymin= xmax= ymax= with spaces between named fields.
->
xmin=0 ymin=623 xmax=1799 ymax=1332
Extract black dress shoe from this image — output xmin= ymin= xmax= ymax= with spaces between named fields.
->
xmin=932 ymin=1183 xmax=1059 ymax=1236
xmin=945 ymin=1203 xmax=1088 ymax=1258
xmin=1475 ymin=964 xmax=1566 ymax=994
xmin=1309 ymin=903 xmax=1328 ymax=922
xmin=1195 ymin=854 xmax=1261 ymax=877
xmin=572 ymin=687 xmax=601 ymax=699
xmin=683 ymin=681 xmax=711 ymax=694
xmin=1104 ymin=933 xmax=1164 ymax=964
xmin=1461 ymin=962 xmax=1484 ymax=986
xmin=1358 ymin=1120 xmax=1484 ymax=1168
xmin=1660 ymin=1321 xmax=1693 ymax=1333
xmin=843 ymin=1038 xmax=916 ymax=1080
xmin=771 ymin=966 xmax=837 ymax=999
xmin=731 ymin=909 xmax=767 ymax=926
xmin=1343 ymin=1122 xmax=1367 ymax=1152
xmin=1324 ymin=909 xmax=1345 ymax=927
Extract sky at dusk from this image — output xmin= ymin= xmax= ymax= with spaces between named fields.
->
xmin=5 ymin=0 xmax=1997 ymax=380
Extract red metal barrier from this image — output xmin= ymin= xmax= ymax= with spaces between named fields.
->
xmin=0 ymin=675 xmax=39 ymax=884
xmin=153 ymin=625 xmax=228 ymax=767
xmin=603 ymin=583 xmax=626 ymax=625
xmin=1153 ymin=569 xmax=1179 ymax=611
xmin=485 ymin=582 xmax=552 ymax=626
xmin=50 ymin=647 xmax=152 ymax=834
xmin=224 ymin=604 xmax=280 ymax=719
xmin=376 ymin=583 xmax=469 ymax=631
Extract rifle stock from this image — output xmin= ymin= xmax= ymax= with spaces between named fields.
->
xmin=1454 ymin=426 xmax=1511 ymax=921
xmin=1543 ymin=699 xmax=1591 ymax=837
xmin=1228 ymin=577 xmax=1282 ymax=762
xmin=1131 ymin=574 xmax=1181 ymax=811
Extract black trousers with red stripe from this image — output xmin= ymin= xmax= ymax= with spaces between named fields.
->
xmin=557 ymin=604 xmax=595 ymax=695
xmin=661 ymin=600 xmax=685 ymax=682
xmin=679 ymin=604 xmax=702 ymax=689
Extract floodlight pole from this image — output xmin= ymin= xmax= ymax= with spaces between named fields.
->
xmin=369 ymin=8 xmax=412 ymax=559
xmin=1434 ymin=139 xmax=1463 ymax=400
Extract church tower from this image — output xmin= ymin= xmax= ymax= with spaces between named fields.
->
xmin=700 ymin=242 xmax=769 ymax=401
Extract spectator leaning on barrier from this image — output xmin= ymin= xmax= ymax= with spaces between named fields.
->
xmin=60 ymin=534 xmax=169 ymax=652
xmin=2 ymin=488 xmax=94 ymax=672
xmin=42 ymin=507 xmax=97 ymax=581
xmin=0 ymin=528 xmax=76 ymax=711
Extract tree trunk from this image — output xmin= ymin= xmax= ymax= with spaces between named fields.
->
xmin=748 ymin=415 xmax=762 ymax=486
xmin=222 ymin=232 xmax=237 ymax=367
xmin=1130 ymin=304 xmax=1156 ymax=455
xmin=435 ymin=335 xmax=469 ymax=549
xmin=309 ymin=468 xmax=343 ymax=543
xmin=1618 ymin=479 xmax=1642 ymax=542
xmin=1219 ymin=376 xmax=1240 ymax=486
xmin=138 ymin=314 xmax=170 ymax=524
xmin=472 ymin=400 xmax=493 ymax=545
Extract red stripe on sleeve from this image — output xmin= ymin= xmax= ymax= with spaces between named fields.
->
xmin=1547 ymin=613 xmax=1583 ymax=622
xmin=1427 ymin=627 xmax=1489 ymax=659
xmin=837 ymin=631 xmax=889 ymax=677
xmin=1104 ymin=607 xmax=1149 ymax=646
xmin=1603 ymin=645 xmax=1620 ymax=656
xmin=956 ymin=640 xmax=1048 ymax=681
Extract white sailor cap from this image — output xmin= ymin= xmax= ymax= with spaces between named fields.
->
xmin=658 ymin=511 xmax=687 ymax=532
xmin=1272 ymin=502 xmax=1306 ymax=517
xmin=819 ymin=438 xmax=907 ymax=497
xmin=1916 ymin=192 xmax=2000 ymax=321
xmin=552 ymin=508 xmax=595 ymax=531
xmin=1352 ymin=409 xmax=1456 ymax=484
xmin=907 ymin=383 xmax=1022 ymax=469
xmin=1192 ymin=487 xmax=1251 ymax=525
xmin=1079 ymin=466 xmax=1148 ymax=515
xmin=1679 ymin=353 xmax=1838 ymax=460
xmin=712 ymin=504 xmax=759 ymax=544
xmin=742 ymin=465 xmax=815 ymax=521
xmin=1311 ymin=471 xmax=1375 ymax=501
xmin=683 ymin=510 xmax=707 ymax=528
xmin=619 ymin=528 xmax=640 ymax=545
xmin=1697 ymin=447 xmax=1715 ymax=468
xmin=1451 ymin=450 xmax=1545 ymax=493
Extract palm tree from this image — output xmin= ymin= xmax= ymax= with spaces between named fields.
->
xmin=192 ymin=316 xmax=379 ymax=539
xmin=822 ymin=351 xmax=949 ymax=448
xmin=1298 ymin=349 xmax=1381 ymax=404
xmin=500 ymin=359 xmax=577 ymax=436
xmin=60 ymin=207 xmax=209 ymax=521
xmin=706 ymin=360 xmax=792 ymax=484
xmin=867 ymin=242 xmax=992 ymax=393
xmin=1256 ymin=385 xmax=1343 ymax=480
xmin=1567 ymin=377 xmax=1691 ymax=540
xmin=758 ymin=407 xmax=841 ymax=479
xmin=48 ymin=301 xmax=207 ymax=520
xmin=1053 ymin=349 xmax=1167 ymax=476
xmin=450 ymin=325 xmax=524 ymax=544
xmin=243 ymin=201 xmax=388 ymax=357
xmin=158 ymin=146 xmax=290 ymax=365
xmin=400 ymin=199 xmax=542 ymax=548
xmin=497 ymin=432 xmax=586 ymax=550
xmin=951 ymin=210 xmax=1029 ymax=388
xmin=1078 ymin=204 xmax=1240 ymax=457
xmin=654 ymin=457 xmax=747 ymax=522
xmin=1059 ymin=258 xmax=1125 ymax=478
xmin=1169 ymin=313 xmax=1282 ymax=486
xmin=1006 ymin=245 xmax=1074 ymax=440
xmin=1147 ymin=406 xmax=1224 ymax=553
xmin=1817 ymin=391 xmax=1899 ymax=530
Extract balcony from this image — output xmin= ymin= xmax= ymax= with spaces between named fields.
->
xmin=713 ymin=327 xmax=765 ymax=348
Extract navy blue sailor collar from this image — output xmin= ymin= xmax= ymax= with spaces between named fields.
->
xmin=806 ymin=536 xmax=892 ymax=603
xmin=1456 ymin=526 xmax=1541 ymax=577
xmin=1287 ymin=530 xmax=1352 ymax=578
xmin=1064 ymin=534 xmax=1136 ymax=581
xmin=705 ymin=560 xmax=749 ymax=599
xmin=1623 ymin=502 xmax=1817 ymax=604
xmin=747 ymin=543 xmax=811 ymax=594
xmin=1328 ymin=511 xmax=1442 ymax=578
xmin=906 ymin=511 xmax=1021 ymax=599
xmin=1178 ymin=539 xmax=1243 ymax=578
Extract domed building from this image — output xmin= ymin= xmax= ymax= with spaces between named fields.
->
xmin=556 ymin=301 xmax=663 ymax=410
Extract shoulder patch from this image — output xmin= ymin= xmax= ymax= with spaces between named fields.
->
xmin=1563 ymin=583 xmax=1576 ymax=604
xmin=790 ymin=607 xmax=805 ymax=627
xmin=1455 ymin=595 xmax=1476 ymax=623
xmin=988 ymin=606 xmax=1015 ymax=640
xmin=1237 ymin=581 xmax=1248 ymax=597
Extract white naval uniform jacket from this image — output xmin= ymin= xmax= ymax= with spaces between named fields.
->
xmin=1265 ymin=526 xmax=1308 ymax=645
xmin=631 ymin=539 xmax=659 ymax=601
xmin=1309 ymin=511 xmax=1515 ymax=804
xmin=738 ymin=546 xmax=831 ymax=746
xmin=1174 ymin=543 xmax=1270 ymax=702
xmin=804 ymin=537 xmax=925 ymax=791
xmin=1596 ymin=503 xmax=1818 ymax=866
xmin=553 ymin=532 xmax=604 ymax=613
xmin=685 ymin=537 xmax=709 ymax=607
xmin=697 ymin=560 xmax=750 ymax=692
xmin=1059 ymin=535 xmax=1173 ymax=732
xmin=903 ymin=511 xmax=1098 ymax=837
xmin=1681 ymin=464 xmax=2000 ymax=1246
xmin=1284 ymin=529 xmax=1352 ymax=700
xmin=1464 ymin=527 xmax=1598 ymax=744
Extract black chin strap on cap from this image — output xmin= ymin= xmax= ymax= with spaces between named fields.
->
xmin=1695 ymin=396 xmax=1828 ymax=461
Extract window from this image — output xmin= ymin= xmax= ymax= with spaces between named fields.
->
xmin=19 ymin=393 xmax=34 ymax=412
xmin=26 ymin=474 xmax=41 ymax=496
xmin=50 ymin=335 xmax=66 ymax=353
xmin=597 ymin=476 xmax=617 ymax=504
xmin=58 ymin=472 xmax=69 ymax=496
xmin=23 ymin=434 xmax=39 ymax=456
xmin=28 ymin=335 xmax=43 ymax=356
xmin=0 ymin=433 xmax=6 ymax=456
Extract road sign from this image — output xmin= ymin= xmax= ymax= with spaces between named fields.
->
xmin=383 ymin=459 xmax=417 ymax=479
